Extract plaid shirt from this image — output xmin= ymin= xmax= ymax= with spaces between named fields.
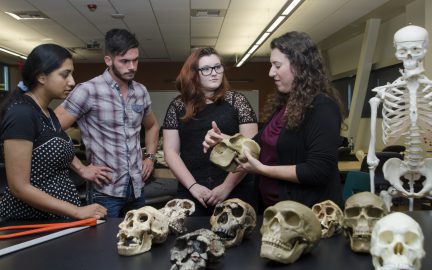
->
xmin=62 ymin=69 xmax=152 ymax=198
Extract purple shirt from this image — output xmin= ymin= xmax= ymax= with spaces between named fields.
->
xmin=62 ymin=69 xmax=152 ymax=198
xmin=259 ymin=108 xmax=285 ymax=206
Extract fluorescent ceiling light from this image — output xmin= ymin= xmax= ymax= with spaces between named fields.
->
xmin=247 ymin=45 xmax=259 ymax=55
xmin=235 ymin=0 xmax=303 ymax=67
xmin=5 ymin=11 xmax=47 ymax=20
xmin=256 ymin=32 xmax=271 ymax=45
xmin=0 ymin=47 xmax=27 ymax=60
xmin=282 ymin=0 xmax=302 ymax=16
xmin=267 ymin=16 xmax=286 ymax=33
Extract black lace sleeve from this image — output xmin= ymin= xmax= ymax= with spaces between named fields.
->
xmin=162 ymin=97 xmax=184 ymax=129
xmin=228 ymin=91 xmax=257 ymax=124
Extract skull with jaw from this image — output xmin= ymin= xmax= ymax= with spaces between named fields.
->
xmin=343 ymin=192 xmax=388 ymax=253
xmin=210 ymin=133 xmax=260 ymax=172
xmin=170 ymin=228 xmax=225 ymax=270
xmin=371 ymin=212 xmax=425 ymax=270
xmin=312 ymin=200 xmax=343 ymax=238
xmin=210 ymin=198 xmax=256 ymax=248
xmin=159 ymin=198 xmax=195 ymax=234
xmin=117 ymin=206 xmax=169 ymax=256
xmin=260 ymin=200 xmax=321 ymax=264
xmin=394 ymin=25 xmax=429 ymax=78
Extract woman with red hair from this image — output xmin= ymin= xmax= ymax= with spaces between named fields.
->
xmin=163 ymin=48 xmax=258 ymax=215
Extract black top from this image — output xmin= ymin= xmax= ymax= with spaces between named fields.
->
xmin=163 ymin=91 xmax=257 ymax=214
xmin=256 ymin=94 xmax=343 ymax=208
xmin=0 ymin=92 xmax=80 ymax=220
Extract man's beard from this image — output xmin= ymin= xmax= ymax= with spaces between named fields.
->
xmin=112 ymin=63 xmax=135 ymax=83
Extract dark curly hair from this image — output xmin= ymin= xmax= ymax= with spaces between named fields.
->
xmin=176 ymin=47 xmax=230 ymax=122
xmin=268 ymin=31 xmax=344 ymax=129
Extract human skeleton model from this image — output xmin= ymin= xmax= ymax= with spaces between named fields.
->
xmin=367 ymin=25 xmax=432 ymax=210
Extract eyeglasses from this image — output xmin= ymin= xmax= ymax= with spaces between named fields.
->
xmin=197 ymin=64 xmax=224 ymax=76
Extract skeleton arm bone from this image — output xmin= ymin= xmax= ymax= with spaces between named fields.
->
xmin=367 ymin=97 xmax=382 ymax=194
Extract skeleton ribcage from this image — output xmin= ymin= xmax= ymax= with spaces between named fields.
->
xmin=381 ymin=83 xmax=432 ymax=147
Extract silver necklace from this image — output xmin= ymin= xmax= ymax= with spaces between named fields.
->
xmin=28 ymin=92 xmax=56 ymax=131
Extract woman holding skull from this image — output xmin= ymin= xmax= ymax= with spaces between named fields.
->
xmin=162 ymin=47 xmax=258 ymax=216
xmin=204 ymin=32 xmax=344 ymax=210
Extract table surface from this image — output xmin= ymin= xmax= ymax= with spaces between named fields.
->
xmin=1 ymin=211 xmax=431 ymax=270
xmin=338 ymin=161 xmax=361 ymax=172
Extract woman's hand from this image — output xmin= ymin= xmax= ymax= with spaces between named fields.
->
xmin=189 ymin=184 xmax=212 ymax=208
xmin=74 ymin=203 xmax=107 ymax=219
xmin=79 ymin=164 xmax=113 ymax=187
xmin=235 ymin=149 xmax=265 ymax=174
xmin=203 ymin=121 xmax=224 ymax=153
xmin=206 ymin=182 xmax=234 ymax=206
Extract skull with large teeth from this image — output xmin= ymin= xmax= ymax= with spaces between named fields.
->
xmin=260 ymin=200 xmax=321 ymax=264
xmin=343 ymin=192 xmax=388 ymax=253
xmin=117 ymin=206 xmax=169 ymax=256
xmin=210 ymin=198 xmax=256 ymax=248
xmin=159 ymin=198 xmax=195 ymax=234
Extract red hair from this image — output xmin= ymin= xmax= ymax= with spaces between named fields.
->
xmin=176 ymin=47 xmax=230 ymax=122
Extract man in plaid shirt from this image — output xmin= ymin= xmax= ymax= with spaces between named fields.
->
xmin=55 ymin=29 xmax=160 ymax=217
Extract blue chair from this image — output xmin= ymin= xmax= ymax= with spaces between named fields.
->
xmin=343 ymin=171 xmax=371 ymax=201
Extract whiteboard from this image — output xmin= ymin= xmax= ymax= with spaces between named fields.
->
xmin=149 ymin=90 xmax=259 ymax=125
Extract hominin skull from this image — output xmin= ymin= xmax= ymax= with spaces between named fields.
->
xmin=312 ymin=200 xmax=343 ymax=238
xmin=159 ymin=198 xmax=195 ymax=234
xmin=210 ymin=198 xmax=256 ymax=248
xmin=343 ymin=192 xmax=388 ymax=253
xmin=210 ymin=133 xmax=260 ymax=172
xmin=371 ymin=212 xmax=425 ymax=270
xmin=170 ymin=228 xmax=225 ymax=270
xmin=117 ymin=206 xmax=169 ymax=256
xmin=260 ymin=200 xmax=321 ymax=264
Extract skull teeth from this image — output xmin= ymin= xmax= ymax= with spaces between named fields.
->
xmin=213 ymin=228 xmax=236 ymax=240
xmin=262 ymin=236 xmax=297 ymax=251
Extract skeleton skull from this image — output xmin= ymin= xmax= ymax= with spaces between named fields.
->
xmin=312 ymin=200 xmax=343 ymax=238
xmin=159 ymin=198 xmax=195 ymax=234
xmin=371 ymin=212 xmax=425 ymax=270
xmin=117 ymin=206 xmax=169 ymax=256
xmin=260 ymin=200 xmax=321 ymax=264
xmin=210 ymin=133 xmax=260 ymax=172
xmin=170 ymin=228 xmax=225 ymax=270
xmin=343 ymin=192 xmax=388 ymax=253
xmin=394 ymin=25 xmax=428 ymax=76
xmin=210 ymin=198 xmax=256 ymax=248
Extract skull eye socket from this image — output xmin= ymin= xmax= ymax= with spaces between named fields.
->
xmin=284 ymin=211 xmax=300 ymax=226
xmin=231 ymin=206 xmax=244 ymax=217
xmin=366 ymin=207 xmax=383 ymax=218
xmin=312 ymin=205 xmax=321 ymax=213
xmin=263 ymin=209 xmax=276 ymax=221
xmin=345 ymin=207 xmax=360 ymax=218
xmin=397 ymin=48 xmax=407 ymax=55
xmin=404 ymin=231 xmax=419 ymax=245
xmin=174 ymin=238 xmax=187 ymax=250
xmin=379 ymin=231 xmax=394 ymax=244
xmin=167 ymin=201 xmax=176 ymax=207
xmin=193 ymin=240 xmax=207 ymax=253
xmin=125 ymin=212 xmax=133 ymax=221
xmin=138 ymin=213 xmax=148 ymax=223
xmin=325 ymin=207 xmax=334 ymax=215
xmin=214 ymin=206 xmax=224 ymax=216
xmin=183 ymin=201 xmax=192 ymax=209
xmin=412 ymin=47 xmax=422 ymax=54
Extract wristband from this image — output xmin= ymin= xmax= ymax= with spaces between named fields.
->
xmin=188 ymin=182 xmax=198 ymax=191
